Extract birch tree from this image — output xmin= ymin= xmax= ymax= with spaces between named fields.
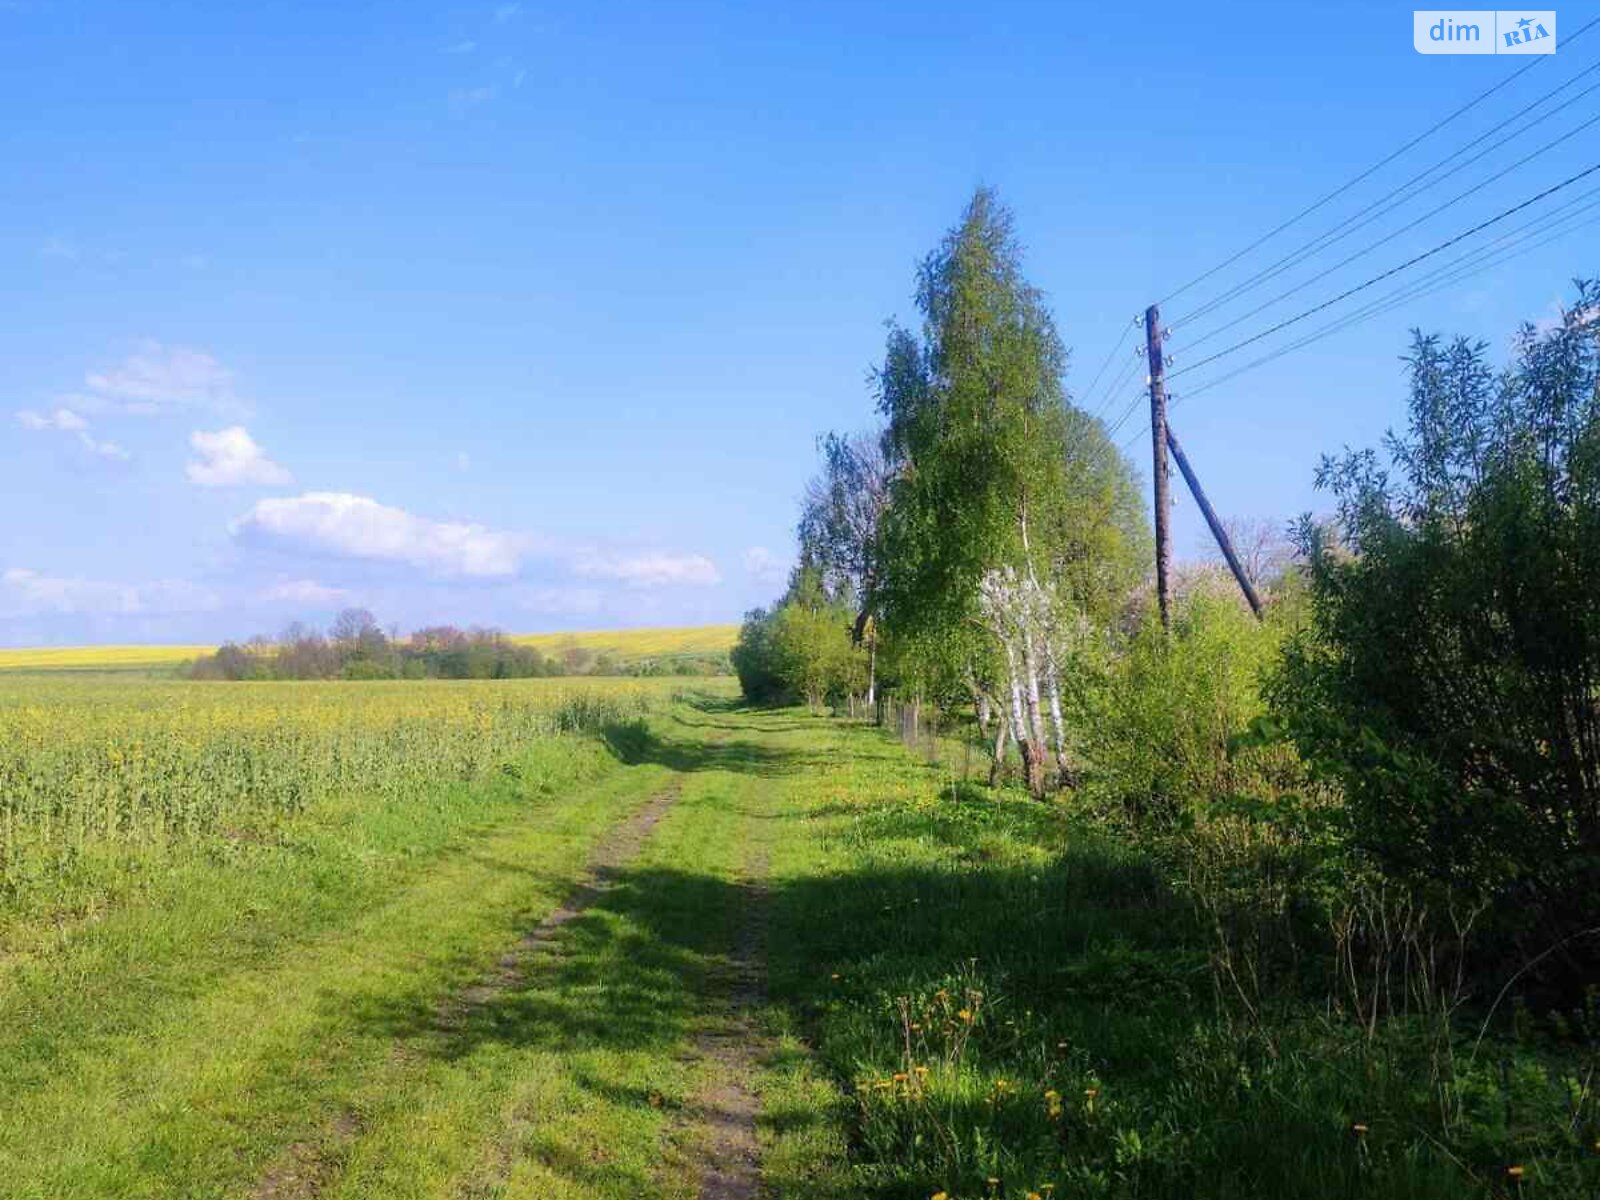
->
xmin=874 ymin=188 xmax=1146 ymax=797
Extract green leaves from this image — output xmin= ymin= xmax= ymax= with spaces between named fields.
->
xmin=1277 ymin=279 xmax=1600 ymax=982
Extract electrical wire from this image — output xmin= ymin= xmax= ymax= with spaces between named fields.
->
xmin=1172 ymin=55 xmax=1600 ymax=332
xmin=1089 ymin=348 xmax=1145 ymax=419
xmin=1153 ymin=13 xmax=1600 ymax=309
xmin=1175 ymin=107 xmax=1600 ymax=356
xmin=1076 ymin=318 xmax=1137 ymax=413
xmin=1166 ymin=158 xmax=1600 ymax=382
xmin=1173 ymin=201 xmax=1600 ymax=403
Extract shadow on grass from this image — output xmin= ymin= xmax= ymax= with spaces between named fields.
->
xmin=600 ymin=717 xmax=806 ymax=778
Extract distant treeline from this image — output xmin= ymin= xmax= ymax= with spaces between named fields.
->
xmin=190 ymin=609 xmax=729 ymax=681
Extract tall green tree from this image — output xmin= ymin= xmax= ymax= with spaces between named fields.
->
xmin=875 ymin=188 xmax=1146 ymax=795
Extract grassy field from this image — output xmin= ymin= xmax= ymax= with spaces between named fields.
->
xmin=0 ymin=625 xmax=739 ymax=674
xmin=3 ymin=688 xmax=1593 ymax=1197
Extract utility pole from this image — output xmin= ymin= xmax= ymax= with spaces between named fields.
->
xmin=1166 ymin=425 xmax=1264 ymax=618
xmin=1145 ymin=304 xmax=1172 ymax=630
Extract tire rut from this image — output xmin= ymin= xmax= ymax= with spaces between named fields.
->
xmin=436 ymin=777 xmax=684 ymax=1030
xmin=682 ymin=843 xmax=770 ymax=1200
xmin=249 ymin=776 xmax=683 ymax=1200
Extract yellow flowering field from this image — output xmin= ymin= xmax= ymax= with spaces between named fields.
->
xmin=0 ymin=675 xmax=672 ymax=905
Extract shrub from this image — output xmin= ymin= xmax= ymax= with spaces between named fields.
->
xmin=1270 ymin=283 xmax=1600 ymax=988
xmin=1089 ymin=573 xmax=1297 ymax=826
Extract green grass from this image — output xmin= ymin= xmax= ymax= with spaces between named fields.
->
xmin=4 ymin=697 xmax=1594 ymax=1197
xmin=751 ymin=710 xmax=1600 ymax=1200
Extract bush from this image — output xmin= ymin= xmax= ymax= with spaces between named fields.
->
xmin=1271 ymin=284 xmax=1600 ymax=988
xmin=1089 ymin=573 xmax=1300 ymax=826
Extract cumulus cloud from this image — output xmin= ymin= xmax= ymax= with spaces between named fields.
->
xmin=1 ymin=567 xmax=217 ymax=617
xmin=15 ymin=407 xmax=129 ymax=460
xmin=574 ymin=550 xmax=722 ymax=588
xmin=186 ymin=426 xmax=292 ymax=487
xmin=232 ymin=492 xmax=532 ymax=578
xmin=261 ymin=579 xmax=352 ymax=607
xmin=82 ymin=341 xmax=245 ymax=416
xmin=742 ymin=546 xmax=790 ymax=586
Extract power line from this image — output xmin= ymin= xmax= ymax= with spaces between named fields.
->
xmin=1076 ymin=317 xmax=1138 ymax=412
xmin=1103 ymin=388 xmax=1145 ymax=440
xmin=1089 ymin=348 xmax=1145 ymax=419
xmin=1172 ymin=54 xmax=1600 ymax=332
xmin=1167 ymin=158 xmax=1600 ymax=382
xmin=1175 ymin=105 xmax=1600 ymax=356
xmin=1173 ymin=199 xmax=1600 ymax=404
xmin=1153 ymin=14 xmax=1600 ymax=310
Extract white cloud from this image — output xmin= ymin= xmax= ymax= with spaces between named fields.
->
xmin=232 ymin=492 xmax=532 ymax=578
xmin=17 ymin=408 xmax=86 ymax=432
xmin=494 ymin=3 xmax=521 ymax=22
xmin=455 ymin=450 xmax=471 ymax=472
xmin=262 ymin=579 xmax=352 ymax=607
xmin=1 ymin=568 xmax=217 ymax=617
xmin=15 ymin=407 xmax=129 ymax=460
xmin=742 ymin=546 xmax=790 ymax=586
xmin=83 ymin=341 xmax=245 ymax=416
xmin=186 ymin=426 xmax=292 ymax=487
xmin=443 ymin=38 xmax=477 ymax=53
xmin=78 ymin=432 xmax=130 ymax=460
xmin=574 ymin=551 xmax=722 ymax=588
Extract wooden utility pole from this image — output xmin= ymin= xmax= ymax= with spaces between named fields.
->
xmin=1145 ymin=304 xmax=1173 ymax=630
xmin=1166 ymin=425 xmax=1264 ymax=618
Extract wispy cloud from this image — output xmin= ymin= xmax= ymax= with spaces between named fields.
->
xmin=186 ymin=427 xmax=292 ymax=487
xmin=494 ymin=3 xmax=521 ymax=22
xmin=0 ymin=567 xmax=217 ymax=617
xmin=742 ymin=546 xmax=790 ymax=586
xmin=448 ymin=86 xmax=495 ymax=114
xmin=443 ymin=39 xmax=477 ymax=54
xmin=574 ymin=550 xmax=722 ymax=588
xmin=15 ymin=407 xmax=129 ymax=460
xmin=261 ymin=579 xmax=353 ymax=608
xmin=83 ymin=341 xmax=246 ymax=416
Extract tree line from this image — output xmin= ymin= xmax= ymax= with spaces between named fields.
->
xmin=736 ymin=186 xmax=1600 ymax=996
xmin=191 ymin=609 xmax=728 ymax=680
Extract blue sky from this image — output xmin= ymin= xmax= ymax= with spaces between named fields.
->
xmin=3 ymin=0 xmax=1595 ymax=645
